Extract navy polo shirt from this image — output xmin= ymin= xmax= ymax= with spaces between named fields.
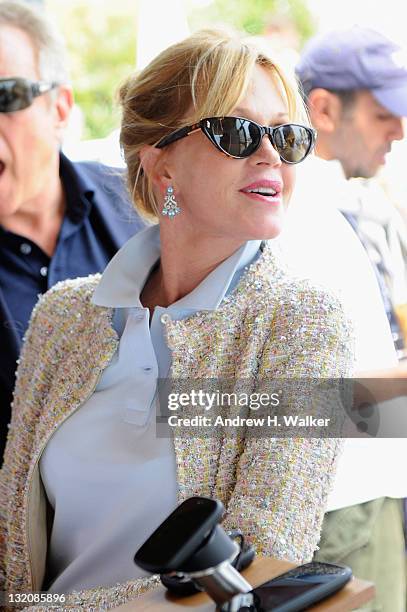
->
xmin=1 ymin=162 xmax=114 ymax=342
xmin=0 ymin=153 xmax=143 ymax=462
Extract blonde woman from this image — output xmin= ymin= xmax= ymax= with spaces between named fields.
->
xmin=0 ymin=30 xmax=353 ymax=610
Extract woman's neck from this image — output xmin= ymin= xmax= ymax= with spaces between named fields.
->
xmin=140 ymin=225 xmax=244 ymax=310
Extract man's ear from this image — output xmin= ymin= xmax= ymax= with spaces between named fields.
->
xmin=54 ymin=84 xmax=74 ymax=131
xmin=139 ymin=145 xmax=172 ymax=194
xmin=307 ymin=88 xmax=342 ymax=133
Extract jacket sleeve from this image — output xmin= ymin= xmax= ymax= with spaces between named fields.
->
xmin=0 ymin=470 xmax=5 ymax=591
xmin=220 ymin=284 xmax=354 ymax=564
xmin=0 ymin=292 xmax=53 ymax=593
xmin=0 ymin=282 xmax=159 ymax=612
xmin=0 ymin=276 xmax=110 ymax=604
xmin=22 ymin=575 xmax=161 ymax=612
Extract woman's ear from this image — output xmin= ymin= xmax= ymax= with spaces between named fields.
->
xmin=139 ymin=145 xmax=161 ymax=179
xmin=139 ymin=145 xmax=172 ymax=194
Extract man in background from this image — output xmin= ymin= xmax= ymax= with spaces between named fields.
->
xmin=297 ymin=26 xmax=407 ymax=357
xmin=286 ymin=26 xmax=407 ymax=610
xmin=0 ymin=1 xmax=143 ymax=462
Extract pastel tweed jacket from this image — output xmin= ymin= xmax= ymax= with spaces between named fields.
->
xmin=0 ymin=244 xmax=353 ymax=611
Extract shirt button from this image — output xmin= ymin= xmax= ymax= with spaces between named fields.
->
xmin=142 ymin=366 xmax=153 ymax=374
xmin=20 ymin=242 xmax=32 ymax=255
xmin=134 ymin=313 xmax=144 ymax=322
xmin=160 ymin=313 xmax=171 ymax=324
xmin=40 ymin=266 xmax=48 ymax=277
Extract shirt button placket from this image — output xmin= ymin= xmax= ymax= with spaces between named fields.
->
xmin=20 ymin=243 xmax=32 ymax=255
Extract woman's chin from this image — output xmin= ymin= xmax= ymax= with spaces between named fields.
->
xmin=245 ymin=216 xmax=285 ymax=241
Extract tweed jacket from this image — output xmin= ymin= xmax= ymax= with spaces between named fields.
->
xmin=0 ymin=152 xmax=145 ymax=464
xmin=0 ymin=243 xmax=353 ymax=611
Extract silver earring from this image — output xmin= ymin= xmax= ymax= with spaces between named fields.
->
xmin=162 ymin=186 xmax=181 ymax=218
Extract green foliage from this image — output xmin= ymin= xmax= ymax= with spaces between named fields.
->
xmin=287 ymin=0 xmax=315 ymax=42
xmin=188 ymin=0 xmax=315 ymax=43
xmin=46 ymin=0 xmax=314 ymax=140
xmin=48 ymin=2 xmax=137 ymax=139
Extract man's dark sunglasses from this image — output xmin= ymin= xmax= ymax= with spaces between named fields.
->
xmin=156 ymin=116 xmax=316 ymax=164
xmin=0 ymin=77 xmax=58 ymax=113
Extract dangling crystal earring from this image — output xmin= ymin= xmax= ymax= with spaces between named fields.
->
xmin=161 ymin=186 xmax=181 ymax=218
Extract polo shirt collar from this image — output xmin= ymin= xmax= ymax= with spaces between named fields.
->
xmin=59 ymin=152 xmax=93 ymax=223
xmin=92 ymin=224 xmax=261 ymax=311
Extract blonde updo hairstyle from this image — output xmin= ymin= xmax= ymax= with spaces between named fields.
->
xmin=119 ymin=29 xmax=308 ymax=222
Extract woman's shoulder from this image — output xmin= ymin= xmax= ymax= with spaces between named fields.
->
xmin=30 ymin=274 xmax=103 ymax=323
xmin=253 ymin=254 xmax=355 ymax=376
xmin=278 ymin=272 xmax=346 ymax=316
xmin=249 ymin=243 xmax=349 ymax=323
xmin=36 ymin=273 xmax=102 ymax=304
xmin=21 ymin=274 xmax=109 ymax=355
xmin=265 ymin=274 xmax=352 ymax=351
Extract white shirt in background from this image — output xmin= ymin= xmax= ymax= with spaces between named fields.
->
xmin=278 ymin=155 xmax=406 ymax=511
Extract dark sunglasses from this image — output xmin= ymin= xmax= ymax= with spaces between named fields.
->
xmin=156 ymin=116 xmax=316 ymax=164
xmin=0 ymin=77 xmax=58 ymax=113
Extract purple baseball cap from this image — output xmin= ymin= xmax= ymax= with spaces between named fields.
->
xmin=296 ymin=26 xmax=407 ymax=117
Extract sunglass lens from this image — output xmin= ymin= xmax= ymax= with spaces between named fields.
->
xmin=273 ymin=125 xmax=312 ymax=163
xmin=208 ymin=117 xmax=260 ymax=157
xmin=0 ymin=80 xmax=31 ymax=113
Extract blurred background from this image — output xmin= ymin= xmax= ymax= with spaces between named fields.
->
xmin=27 ymin=0 xmax=407 ymax=205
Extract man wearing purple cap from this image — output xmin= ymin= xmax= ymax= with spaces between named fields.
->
xmin=296 ymin=26 xmax=406 ymax=179
xmin=295 ymin=26 xmax=407 ymax=611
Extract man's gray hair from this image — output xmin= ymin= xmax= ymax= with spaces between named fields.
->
xmin=0 ymin=1 xmax=69 ymax=84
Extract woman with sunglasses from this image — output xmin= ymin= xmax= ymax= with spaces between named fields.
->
xmin=0 ymin=30 xmax=353 ymax=610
